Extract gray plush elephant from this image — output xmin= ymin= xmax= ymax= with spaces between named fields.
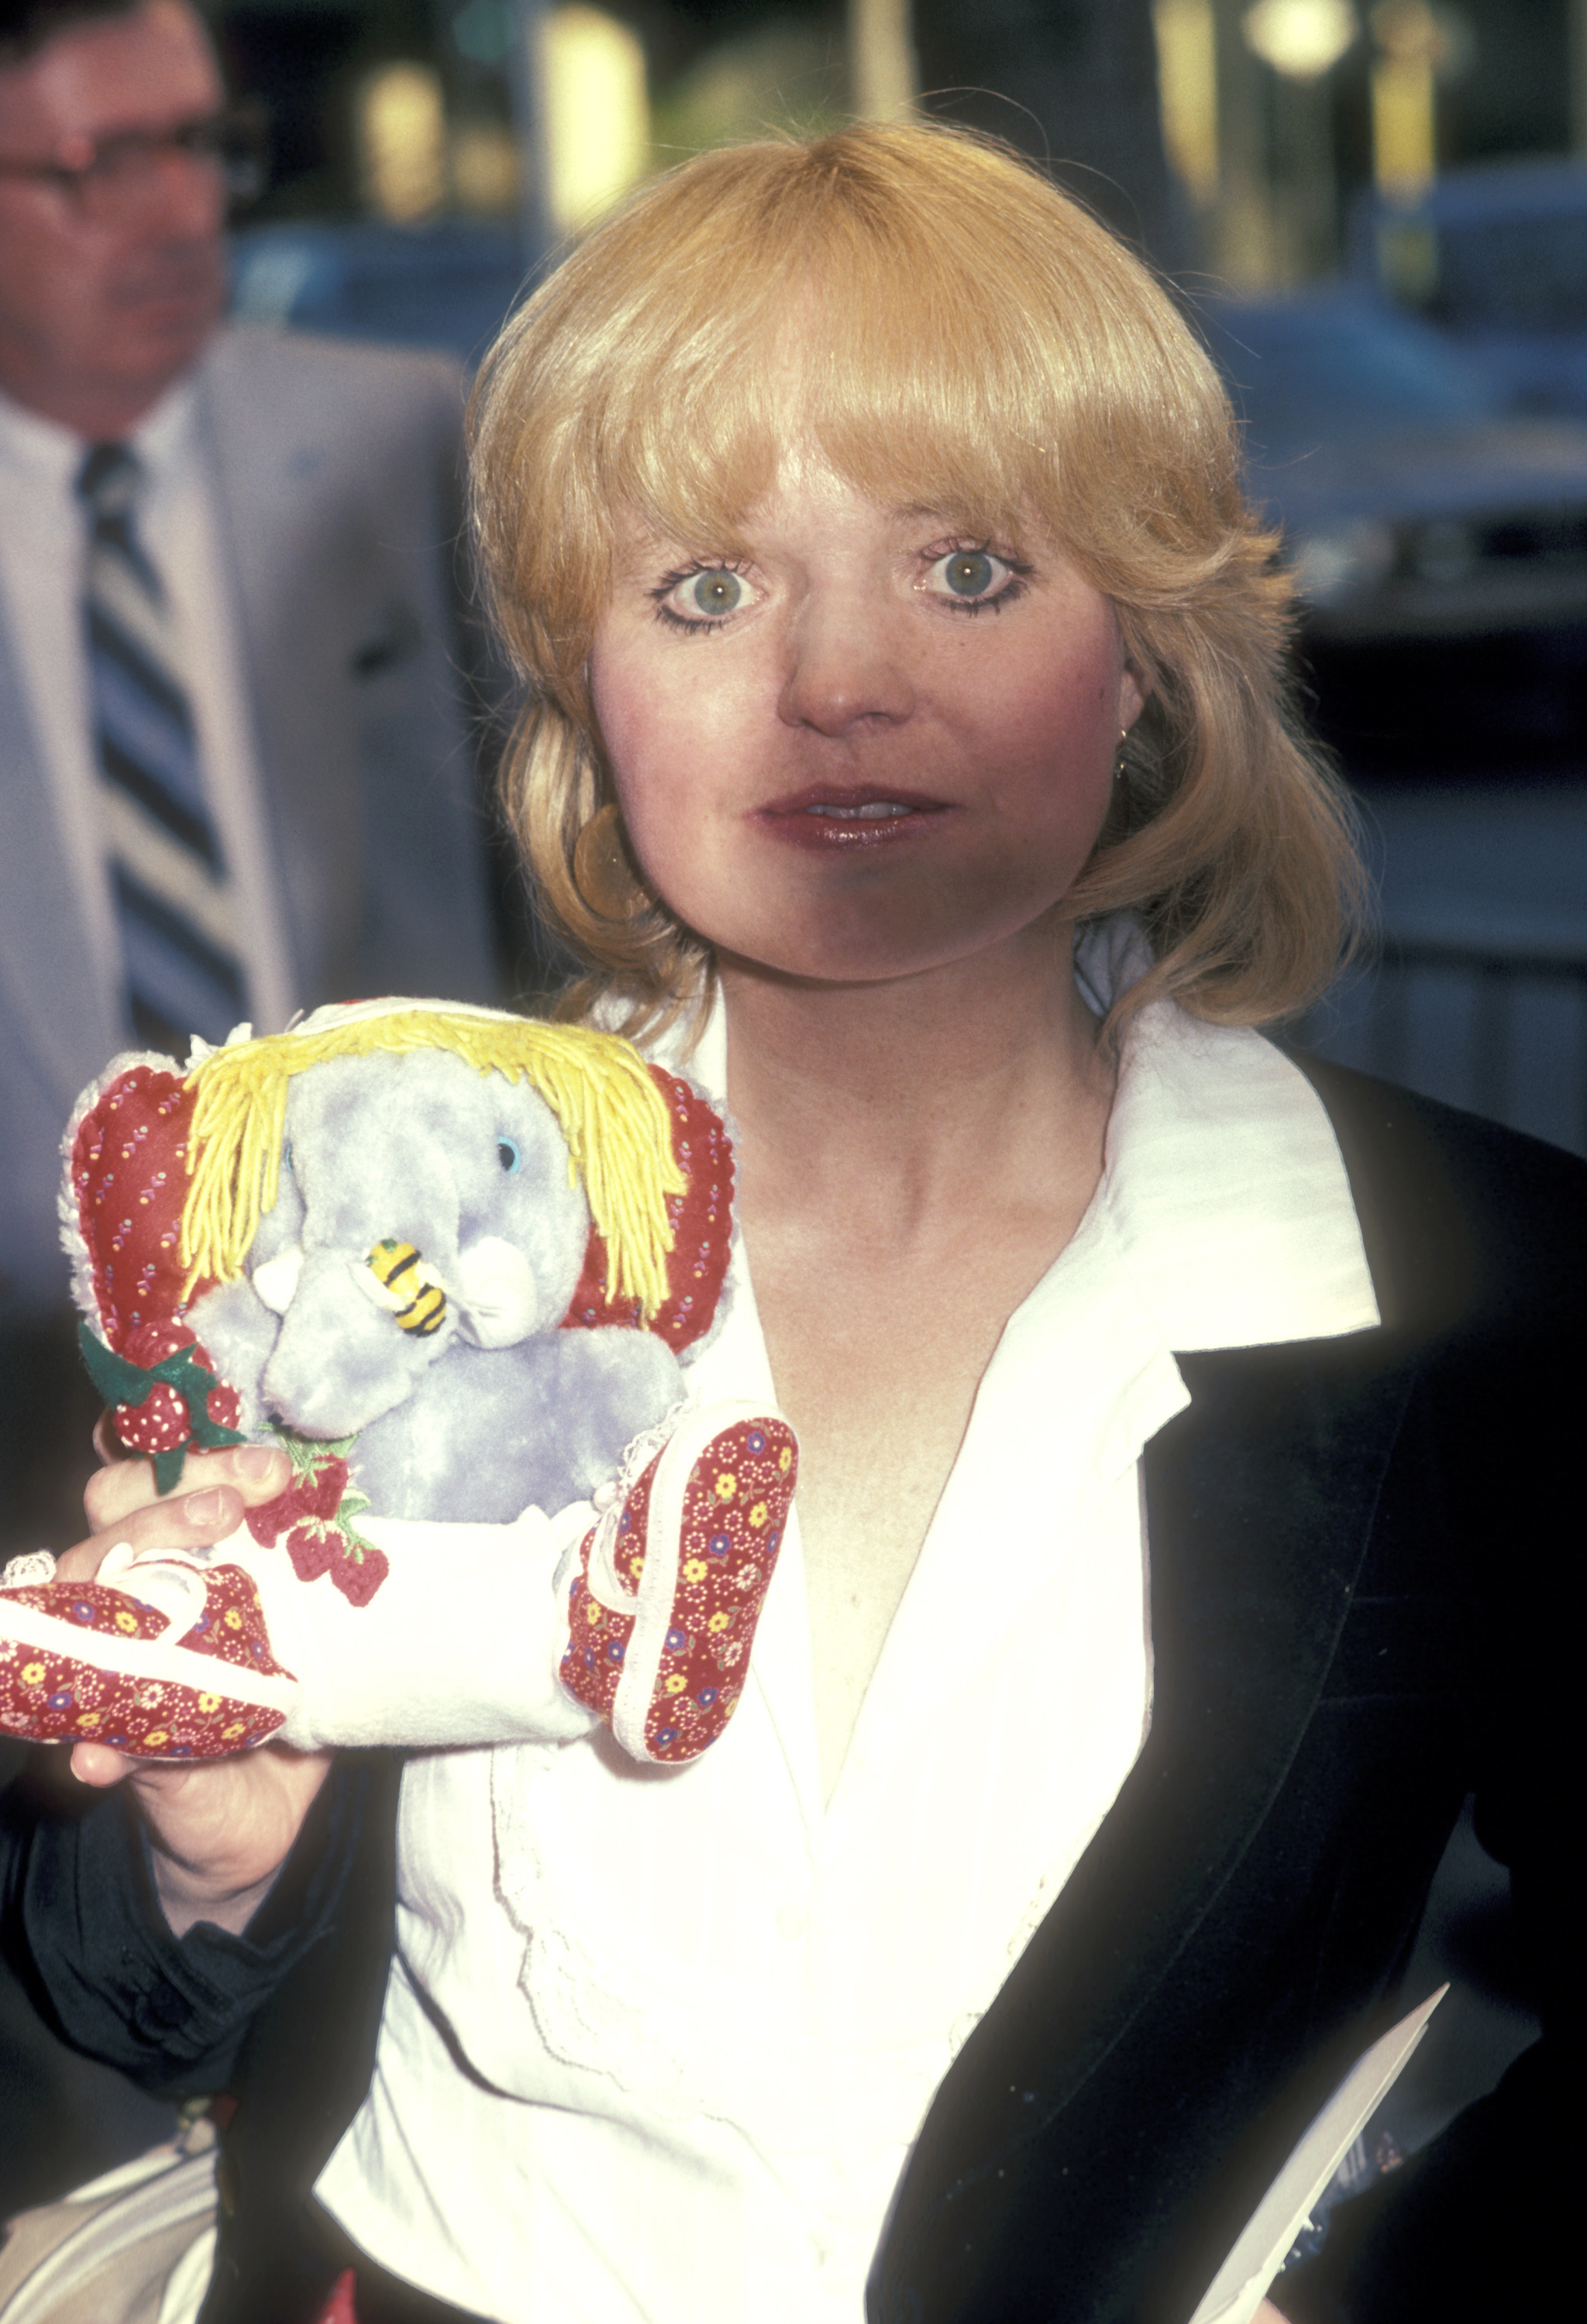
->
xmin=62 ymin=1002 xmax=735 ymax=1531
xmin=28 ymin=1006 xmax=779 ymax=1772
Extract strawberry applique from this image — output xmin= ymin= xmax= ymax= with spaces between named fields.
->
xmin=245 ymin=1434 xmax=389 ymax=1607
xmin=77 ymin=1319 xmax=247 ymax=1493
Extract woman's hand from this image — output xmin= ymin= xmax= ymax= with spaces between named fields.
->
xmin=55 ymin=1443 xmax=333 ymax=1939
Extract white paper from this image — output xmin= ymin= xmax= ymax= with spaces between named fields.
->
xmin=1186 ymin=1985 xmax=1447 ymax=2324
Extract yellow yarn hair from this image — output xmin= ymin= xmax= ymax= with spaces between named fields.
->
xmin=180 ymin=1011 xmax=686 ymax=1318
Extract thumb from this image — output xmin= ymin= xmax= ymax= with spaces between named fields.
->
xmin=56 ymin=1483 xmax=250 ymax=1585
xmin=68 ymin=1741 xmax=139 ymax=1789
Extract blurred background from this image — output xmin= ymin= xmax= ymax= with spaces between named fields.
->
xmin=4 ymin=0 xmax=1575 ymax=2251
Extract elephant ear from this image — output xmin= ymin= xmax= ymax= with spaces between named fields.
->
xmin=60 ymin=1053 xmax=220 ymax=1354
xmin=60 ymin=1051 xmax=248 ymax=1490
xmin=559 ymin=1067 xmax=734 ymax=1353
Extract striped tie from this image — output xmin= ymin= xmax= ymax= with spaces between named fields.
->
xmin=77 ymin=442 xmax=250 ymax=1055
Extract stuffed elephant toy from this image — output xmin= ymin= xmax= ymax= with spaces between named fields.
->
xmin=0 ymin=998 xmax=789 ymax=1769
xmin=60 ymin=999 xmax=735 ymax=1538
xmin=191 ymin=1046 xmax=684 ymax=1522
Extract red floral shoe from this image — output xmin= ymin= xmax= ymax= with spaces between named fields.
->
xmin=559 ymin=1404 xmax=797 ymax=1764
xmin=0 ymin=1554 xmax=297 ymax=1758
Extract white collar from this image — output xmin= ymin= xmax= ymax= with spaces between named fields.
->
xmin=0 ymin=381 xmax=84 ymax=488
xmin=0 ymin=369 xmax=198 ymax=490
xmin=1073 ymin=912 xmax=1379 ymax=1349
xmin=652 ymin=916 xmax=1379 ymax=1356
xmin=1096 ymin=1000 xmax=1379 ymax=1350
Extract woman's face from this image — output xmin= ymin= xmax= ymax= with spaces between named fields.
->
xmin=588 ymin=445 xmax=1145 ymax=989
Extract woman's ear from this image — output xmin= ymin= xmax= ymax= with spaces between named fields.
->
xmin=1119 ymin=657 xmax=1149 ymax=732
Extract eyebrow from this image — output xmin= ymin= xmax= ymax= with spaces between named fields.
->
xmin=614 ymin=526 xmax=755 ymax=572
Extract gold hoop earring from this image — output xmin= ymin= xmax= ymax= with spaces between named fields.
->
xmin=1115 ymin=727 xmax=1129 ymax=782
xmin=573 ymin=800 xmax=645 ymax=920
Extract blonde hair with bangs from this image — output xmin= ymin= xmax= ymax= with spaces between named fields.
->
xmin=469 ymin=120 xmax=1362 ymax=1040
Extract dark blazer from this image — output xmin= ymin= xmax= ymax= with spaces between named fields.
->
xmin=2 ymin=1060 xmax=1577 ymax=2324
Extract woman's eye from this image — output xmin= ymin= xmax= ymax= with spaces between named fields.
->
xmin=687 ymin=569 xmax=745 ymax=616
xmin=944 ymin=551 xmax=996 ymax=596
xmin=497 ymin=1138 xmax=521 ymax=1173
xmin=923 ymin=546 xmax=1025 ymax=610
xmin=654 ymin=566 xmax=754 ymax=627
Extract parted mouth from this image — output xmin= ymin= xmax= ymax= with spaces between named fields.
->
xmin=800 ymin=799 xmax=921 ymax=820
xmin=754 ymin=782 xmax=950 ymax=824
xmin=750 ymin=782 xmax=952 ymax=850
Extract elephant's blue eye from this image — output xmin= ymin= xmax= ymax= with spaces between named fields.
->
xmin=497 ymin=1138 xmax=521 ymax=1173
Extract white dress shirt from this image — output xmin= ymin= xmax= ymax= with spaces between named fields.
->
xmin=0 ymin=377 xmax=295 ymax=1038
xmin=315 ymin=933 xmax=1381 ymax=2322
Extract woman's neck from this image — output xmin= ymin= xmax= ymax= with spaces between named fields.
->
xmin=715 ymin=919 xmax=1117 ymax=1803
xmin=718 ymin=920 xmax=1114 ymax=1248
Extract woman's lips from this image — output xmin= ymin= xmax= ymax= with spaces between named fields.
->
xmin=752 ymin=784 xmax=952 ymax=850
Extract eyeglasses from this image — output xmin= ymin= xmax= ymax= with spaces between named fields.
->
xmin=0 ymin=106 xmax=267 ymax=220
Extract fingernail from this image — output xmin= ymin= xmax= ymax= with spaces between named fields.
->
xmin=233 ymin=1446 xmax=277 ymax=1479
xmin=184 ymin=1488 xmax=225 ymax=1525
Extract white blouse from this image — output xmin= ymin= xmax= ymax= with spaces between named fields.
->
xmin=315 ymin=939 xmax=1380 ymax=2323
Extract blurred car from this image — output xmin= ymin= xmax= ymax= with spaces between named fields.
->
xmin=1203 ymin=294 xmax=1587 ymax=767
xmin=1348 ymin=161 xmax=1587 ymax=421
xmin=229 ymin=218 xmax=533 ymax=369
xmin=1207 ymin=294 xmax=1587 ymax=640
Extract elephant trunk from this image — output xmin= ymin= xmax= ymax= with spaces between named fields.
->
xmin=261 ymin=1243 xmax=451 ymax=1437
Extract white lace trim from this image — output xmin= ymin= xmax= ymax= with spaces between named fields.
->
xmin=487 ymin=1741 xmax=719 ymax=2124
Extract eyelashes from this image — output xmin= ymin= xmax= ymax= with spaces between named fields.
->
xmin=650 ymin=563 xmax=756 ymax=634
xmin=920 ymin=545 xmax=1031 ymax=614
xmin=646 ymin=541 xmax=1033 ymax=633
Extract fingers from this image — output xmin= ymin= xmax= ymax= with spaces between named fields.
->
xmin=56 ymin=1482 xmax=243 ymax=1583
xmin=65 ymin=1742 xmax=336 ymax=1937
xmin=83 ymin=1441 xmax=290 ymax=1536
xmin=58 ymin=1452 xmax=287 ymax=1587
xmin=68 ymin=1740 xmax=139 ymax=1789
xmin=65 ymin=1742 xmax=212 ymax=1796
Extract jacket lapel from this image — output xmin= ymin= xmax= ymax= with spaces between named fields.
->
xmin=874 ymin=1332 xmax=1417 ymax=2314
xmin=195 ymin=332 xmax=363 ymax=1011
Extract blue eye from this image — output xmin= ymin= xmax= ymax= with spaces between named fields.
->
xmin=943 ymin=551 xmax=995 ymax=596
xmin=923 ymin=545 xmax=1027 ymax=610
xmin=498 ymin=1137 xmax=520 ymax=1173
xmin=687 ymin=569 xmax=745 ymax=616
xmin=652 ymin=564 xmax=753 ymax=629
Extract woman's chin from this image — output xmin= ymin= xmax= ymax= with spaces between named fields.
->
xmin=713 ymin=909 xmax=1073 ymax=994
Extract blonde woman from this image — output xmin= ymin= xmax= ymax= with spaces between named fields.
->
xmin=5 ymin=125 xmax=1571 ymax=2324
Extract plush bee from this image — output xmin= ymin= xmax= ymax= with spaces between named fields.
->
xmin=363 ymin=1239 xmax=448 ymax=1337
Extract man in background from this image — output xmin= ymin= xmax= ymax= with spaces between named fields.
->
xmin=0 ymin=0 xmax=507 ymax=2210
xmin=0 ymin=0 xmax=509 ymax=1526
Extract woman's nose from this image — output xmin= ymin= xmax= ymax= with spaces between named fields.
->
xmin=776 ymin=603 xmax=916 ymax=735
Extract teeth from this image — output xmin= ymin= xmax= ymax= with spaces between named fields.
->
xmin=804 ymin=802 xmax=917 ymax=820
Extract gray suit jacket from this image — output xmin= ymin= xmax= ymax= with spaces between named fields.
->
xmin=0 ymin=326 xmax=501 ymax=1308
